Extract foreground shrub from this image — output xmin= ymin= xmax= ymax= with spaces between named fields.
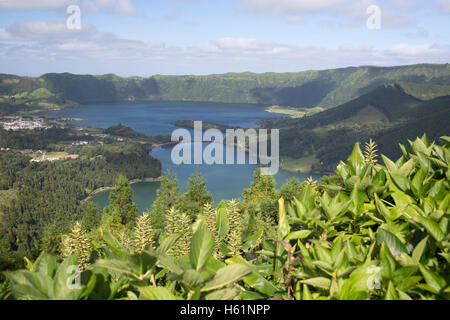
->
xmin=2 ymin=135 xmax=449 ymax=300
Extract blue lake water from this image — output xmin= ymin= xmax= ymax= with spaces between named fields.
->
xmin=49 ymin=101 xmax=321 ymax=213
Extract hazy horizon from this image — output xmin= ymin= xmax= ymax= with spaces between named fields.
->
xmin=3 ymin=62 xmax=449 ymax=79
xmin=0 ymin=0 xmax=449 ymax=77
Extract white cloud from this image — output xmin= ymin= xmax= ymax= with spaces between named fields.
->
xmin=244 ymin=0 xmax=418 ymax=29
xmin=387 ymin=43 xmax=445 ymax=56
xmin=0 ymin=0 xmax=137 ymax=16
xmin=115 ymin=0 xmax=135 ymax=15
xmin=436 ymin=0 xmax=450 ymax=14
xmin=244 ymin=0 xmax=351 ymax=14
xmin=95 ymin=0 xmax=115 ymax=9
xmin=214 ymin=38 xmax=279 ymax=52
xmin=0 ymin=21 xmax=97 ymax=41
xmin=0 ymin=18 xmax=448 ymax=76
xmin=0 ymin=0 xmax=75 ymax=9
xmin=0 ymin=28 xmax=12 ymax=40
xmin=390 ymin=0 xmax=425 ymax=11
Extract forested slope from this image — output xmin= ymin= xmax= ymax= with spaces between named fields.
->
xmin=1 ymin=64 xmax=449 ymax=110
xmin=259 ymin=84 xmax=450 ymax=173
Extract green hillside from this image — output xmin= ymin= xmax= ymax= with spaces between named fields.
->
xmin=397 ymin=81 xmax=450 ymax=100
xmin=1 ymin=63 xmax=450 ymax=112
xmin=259 ymin=84 xmax=450 ymax=173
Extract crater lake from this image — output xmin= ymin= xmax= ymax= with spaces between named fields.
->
xmin=48 ymin=101 xmax=321 ymax=213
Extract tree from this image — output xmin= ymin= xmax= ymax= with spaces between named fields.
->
xmin=102 ymin=175 xmax=138 ymax=231
xmin=80 ymin=201 xmax=101 ymax=233
xmin=177 ymin=171 xmax=213 ymax=220
xmin=242 ymin=169 xmax=279 ymax=221
xmin=243 ymin=169 xmax=278 ymax=203
xmin=40 ymin=222 xmax=70 ymax=257
xmin=149 ymin=171 xmax=180 ymax=232
xmin=280 ymin=177 xmax=303 ymax=204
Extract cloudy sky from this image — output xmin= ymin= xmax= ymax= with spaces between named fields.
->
xmin=0 ymin=0 xmax=449 ymax=76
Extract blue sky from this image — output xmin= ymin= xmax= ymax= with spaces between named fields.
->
xmin=0 ymin=0 xmax=449 ymax=76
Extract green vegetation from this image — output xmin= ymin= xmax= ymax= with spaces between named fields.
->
xmin=281 ymin=156 xmax=319 ymax=173
xmin=0 ymin=124 xmax=162 ymax=270
xmin=260 ymin=84 xmax=450 ymax=173
xmin=102 ymin=124 xmax=172 ymax=147
xmin=0 ymin=62 xmax=449 ymax=300
xmin=1 ymin=64 xmax=450 ymax=116
xmin=2 ymin=134 xmax=449 ymax=300
xmin=104 ymin=124 xmax=149 ymax=139
xmin=101 ymin=175 xmax=139 ymax=234
xmin=397 ymin=82 xmax=450 ymax=101
xmin=0 ymin=126 xmax=88 ymax=150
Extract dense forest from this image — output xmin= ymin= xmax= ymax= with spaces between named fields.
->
xmin=1 ymin=135 xmax=449 ymax=300
xmin=0 ymin=125 xmax=162 ymax=270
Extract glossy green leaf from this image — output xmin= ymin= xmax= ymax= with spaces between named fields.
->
xmin=286 ymin=230 xmax=311 ymax=241
xmin=418 ymin=264 xmax=446 ymax=294
xmin=300 ymin=277 xmax=331 ymax=290
xmin=412 ymin=236 xmax=428 ymax=264
xmin=205 ymin=288 xmax=238 ymax=300
xmin=385 ymin=282 xmax=399 ymax=300
xmin=377 ymin=228 xmax=407 ymax=256
xmin=278 ymin=198 xmax=290 ymax=240
xmin=416 ymin=216 xmax=445 ymax=242
xmin=190 ymin=227 xmax=215 ymax=271
xmin=216 ymin=207 xmax=229 ymax=240
xmin=202 ymin=264 xmax=252 ymax=292
xmin=140 ymin=286 xmax=177 ymax=300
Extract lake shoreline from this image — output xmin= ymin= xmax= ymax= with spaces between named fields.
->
xmin=83 ymin=176 xmax=163 ymax=203
xmin=51 ymin=101 xmax=326 ymax=209
xmin=279 ymin=164 xmax=334 ymax=176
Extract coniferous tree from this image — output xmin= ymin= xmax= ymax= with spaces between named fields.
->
xmin=242 ymin=169 xmax=279 ymax=221
xmin=280 ymin=177 xmax=304 ymax=204
xmin=177 ymin=171 xmax=213 ymax=220
xmin=242 ymin=169 xmax=278 ymax=203
xmin=80 ymin=201 xmax=101 ymax=233
xmin=102 ymin=175 xmax=138 ymax=231
xmin=150 ymin=172 xmax=180 ymax=232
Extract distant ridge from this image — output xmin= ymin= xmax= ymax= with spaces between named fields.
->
xmin=1 ymin=63 xmax=449 ymax=110
xmin=258 ymin=83 xmax=450 ymax=172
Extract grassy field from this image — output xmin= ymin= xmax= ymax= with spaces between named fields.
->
xmin=267 ymin=106 xmax=324 ymax=118
xmin=280 ymin=155 xmax=319 ymax=173
xmin=31 ymin=152 xmax=79 ymax=161
xmin=45 ymin=152 xmax=69 ymax=158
